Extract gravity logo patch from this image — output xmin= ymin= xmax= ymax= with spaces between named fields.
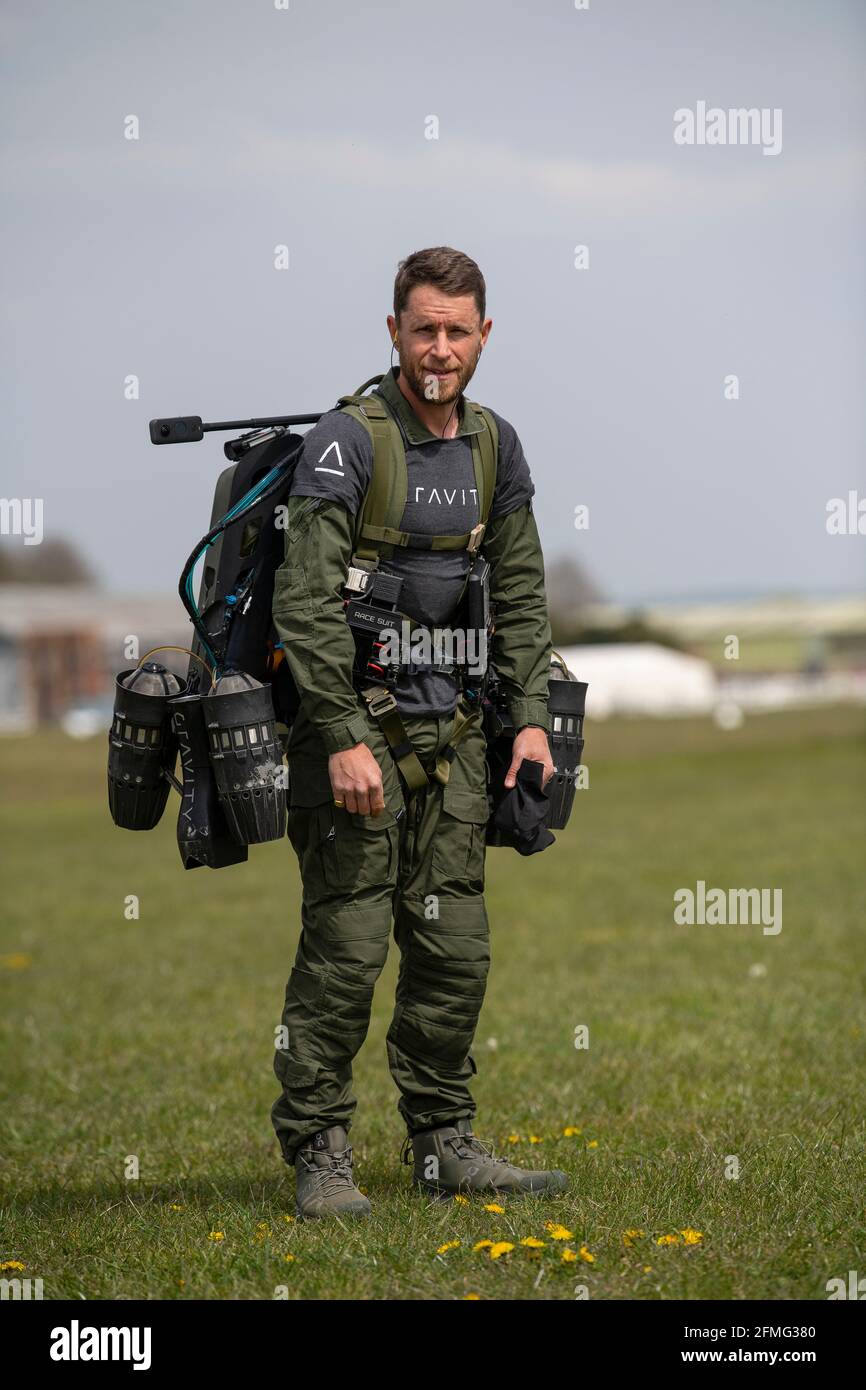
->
xmin=315 ymin=440 xmax=345 ymax=476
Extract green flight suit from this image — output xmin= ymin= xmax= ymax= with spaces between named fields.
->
xmin=270 ymin=386 xmax=553 ymax=1165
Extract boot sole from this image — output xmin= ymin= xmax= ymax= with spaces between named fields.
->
xmin=295 ymin=1201 xmax=372 ymax=1220
xmin=412 ymin=1178 xmax=527 ymax=1201
xmin=412 ymin=1175 xmax=569 ymax=1200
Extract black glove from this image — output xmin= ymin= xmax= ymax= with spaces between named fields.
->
xmin=491 ymin=758 xmax=556 ymax=856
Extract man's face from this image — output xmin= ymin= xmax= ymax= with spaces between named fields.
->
xmin=388 ymin=285 xmax=491 ymax=406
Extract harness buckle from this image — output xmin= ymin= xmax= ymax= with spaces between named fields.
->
xmin=362 ymin=686 xmax=398 ymax=719
xmin=466 ymin=522 xmax=486 ymax=556
xmin=345 ymin=565 xmax=372 ymax=594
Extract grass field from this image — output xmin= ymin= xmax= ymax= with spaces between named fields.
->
xmin=1 ymin=705 xmax=864 ymax=1301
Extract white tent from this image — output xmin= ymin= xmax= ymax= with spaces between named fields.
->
xmin=553 ymin=642 xmax=717 ymax=719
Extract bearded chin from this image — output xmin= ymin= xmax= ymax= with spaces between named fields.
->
xmin=414 ymin=366 xmax=472 ymax=405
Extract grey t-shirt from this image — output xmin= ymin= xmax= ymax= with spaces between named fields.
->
xmin=287 ymin=388 xmax=535 ymax=715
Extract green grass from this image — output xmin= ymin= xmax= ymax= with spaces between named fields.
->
xmin=1 ymin=705 xmax=864 ymax=1300
xmin=690 ymin=633 xmax=866 ymax=672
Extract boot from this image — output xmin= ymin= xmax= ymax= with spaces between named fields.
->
xmin=294 ymin=1125 xmax=372 ymax=1220
xmin=403 ymin=1118 xmax=569 ymax=1198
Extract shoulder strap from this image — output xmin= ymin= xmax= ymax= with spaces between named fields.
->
xmin=464 ymin=401 xmax=498 ymax=531
xmin=336 ymin=376 xmax=405 ymax=564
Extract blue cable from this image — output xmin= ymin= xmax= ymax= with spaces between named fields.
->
xmin=185 ymin=459 xmax=291 ymax=670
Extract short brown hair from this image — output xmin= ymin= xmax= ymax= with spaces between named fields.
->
xmin=393 ymin=246 xmax=486 ymax=325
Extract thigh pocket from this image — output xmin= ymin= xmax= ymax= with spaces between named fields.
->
xmin=334 ymin=802 xmax=399 ymax=894
xmin=289 ymin=752 xmax=400 ymax=895
xmin=431 ymin=785 xmax=490 ymax=894
xmin=297 ymin=800 xmax=398 ymax=896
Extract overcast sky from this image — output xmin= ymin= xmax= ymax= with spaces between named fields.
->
xmin=2 ymin=0 xmax=864 ymax=604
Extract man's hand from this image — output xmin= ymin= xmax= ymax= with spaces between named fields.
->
xmin=504 ymin=726 xmax=554 ymax=791
xmin=328 ymin=743 xmax=386 ymax=816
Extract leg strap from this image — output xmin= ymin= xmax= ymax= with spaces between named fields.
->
xmin=430 ymin=698 xmax=483 ymax=787
xmin=360 ymin=686 xmax=430 ymax=793
xmin=360 ymin=685 xmax=483 ymax=792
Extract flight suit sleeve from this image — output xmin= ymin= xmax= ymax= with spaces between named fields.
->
xmin=271 ymin=494 xmax=370 ymax=754
xmin=482 ymin=501 xmax=553 ymax=733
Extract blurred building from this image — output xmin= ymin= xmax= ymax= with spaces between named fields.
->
xmin=0 ymin=585 xmax=189 ymax=733
xmin=578 ymin=594 xmax=866 ymax=672
xmin=557 ymin=593 xmax=866 ymax=719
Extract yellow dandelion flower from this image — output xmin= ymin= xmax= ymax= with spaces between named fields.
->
xmin=464 ymin=1292 xmax=481 ymax=1299
xmin=0 ymin=1260 xmax=25 ymax=1271
xmin=587 ymin=1139 xmax=598 ymax=1149
xmin=622 ymin=1228 xmax=645 ymax=1247
xmin=284 ymin=1253 xmax=295 ymax=1263
xmin=643 ymin=1265 xmax=653 ymax=1273
xmin=544 ymin=1221 xmax=573 ymax=1241
xmin=453 ymin=1194 xmax=470 ymax=1205
xmin=282 ymin=1214 xmax=295 ymax=1223
xmin=0 ymin=953 xmax=31 ymax=970
xmin=436 ymin=1240 xmax=461 ymax=1254
xmin=208 ymin=1231 xmax=225 ymax=1242
xmin=563 ymin=1126 xmax=582 ymax=1137
xmin=681 ymin=1228 xmax=703 ymax=1245
xmin=528 ymin=1135 xmax=542 ymax=1144
xmin=656 ymin=1233 xmax=681 ymax=1246
xmin=578 ymin=1244 xmax=595 ymax=1263
xmin=506 ymin=1134 xmax=521 ymax=1144
xmin=520 ymin=1237 xmax=546 ymax=1248
xmin=488 ymin=1241 xmax=514 ymax=1260
xmin=169 ymin=1204 xmax=184 ymax=1211
xmin=473 ymin=1239 xmax=494 ymax=1252
xmin=178 ymin=1279 xmax=185 ymax=1287
xmin=483 ymin=1202 xmax=505 ymax=1214
xmin=561 ymin=1247 xmax=578 ymax=1262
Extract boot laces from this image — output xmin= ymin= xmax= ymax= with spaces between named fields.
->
xmin=300 ymin=1144 xmax=357 ymax=1197
xmin=448 ymin=1131 xmax=499 ymax=1163
xmin=402 ymin=1128 xmax=507 ymax=1168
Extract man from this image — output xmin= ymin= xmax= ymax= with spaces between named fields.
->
xmin=270 ymin=246 xmax=569 ymax=1218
